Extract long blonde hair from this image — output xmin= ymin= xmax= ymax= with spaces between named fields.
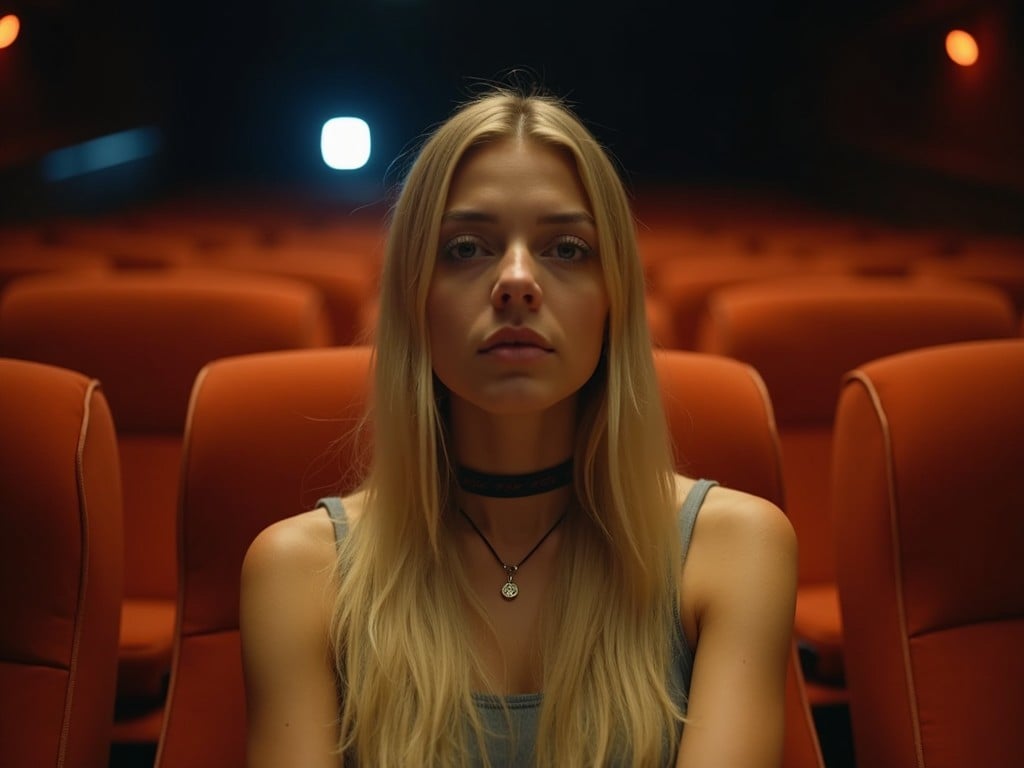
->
xmin=330 ymin=88 xmax=682 ymax=766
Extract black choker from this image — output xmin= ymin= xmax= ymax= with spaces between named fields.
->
xmin=455 ymin=458 xmax=573 ymax=498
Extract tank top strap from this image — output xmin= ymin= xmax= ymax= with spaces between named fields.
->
xmin=678 ymin=479 xmax=718 ymax=560
xmin=317 ymin=496 xmax=348 ymax=545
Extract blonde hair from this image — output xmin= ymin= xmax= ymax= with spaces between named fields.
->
xmin=330 ymin=88 xmax=682 ymax=766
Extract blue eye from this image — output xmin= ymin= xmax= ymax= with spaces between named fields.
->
xmin=548 ymin=236 xmax=592 ymax=261
xmin=442 ymin=236 xmax=486 ymax=260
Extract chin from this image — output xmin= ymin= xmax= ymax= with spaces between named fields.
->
xmin=453 ymin=384 xmax=579 ymax=419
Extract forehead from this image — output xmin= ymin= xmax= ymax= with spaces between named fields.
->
xmin=444 ymin=139 xmax=592 ymax=212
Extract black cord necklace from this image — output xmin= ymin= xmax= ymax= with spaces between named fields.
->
xmin=458 ymin=508 xmax=567 ymax=600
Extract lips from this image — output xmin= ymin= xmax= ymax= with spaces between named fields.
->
xmin=479 ymin=327 xmax=554 ymax=353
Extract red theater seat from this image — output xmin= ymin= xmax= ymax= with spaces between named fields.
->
xmin=196 ymin=255 xmax=375 ymax=345
xmin=913 ymin=253 xmax=1024 ymax=315
xmin=157 ymin=345 xmax=822 ymax=767
xmin=833 ymin=339 xmax=1024 ymax=767
xmin=0 ymin=250 xmax=110 ymax=295
xmin=653 ymin=257 xmax=845 ymax=349
xmin=0 ymin=359 xmax=123 ymax=767
xmin=0 ymin=270 xmax=331 ymax=743
xmin=695 ymin=276 xmax=1018 ymax=702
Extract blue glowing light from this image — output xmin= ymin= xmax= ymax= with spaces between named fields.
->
xmin=42 ymin=126 xmax=162 ymax=182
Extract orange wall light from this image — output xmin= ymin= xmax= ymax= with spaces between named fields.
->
xmin=945 ymin=29 xmax=979 ymax=67
xmin=0 ymin=14 xmax=20 ymax=49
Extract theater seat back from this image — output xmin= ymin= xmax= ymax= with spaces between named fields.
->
xmin=0 ymin=359 xmax=123 ymax=767
xmin=833 ymin=339 xmax=1024 ymax=768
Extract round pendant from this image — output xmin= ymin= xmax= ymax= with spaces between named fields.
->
xmin=501 ymin=581 xmax=519 ymax=600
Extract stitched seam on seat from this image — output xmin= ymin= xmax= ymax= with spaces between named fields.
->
xmin=155 ymin=361 xmax=213 ymax=765
xmin=743 ymin=362 xmax=787 ymax=508
xmin=59 ymin=379 xmax=100 ymax=768
xmin=907 ymin=615 xmax=1024 ymax=640
xmin=851 ymin=370 xmax=926 ymax=768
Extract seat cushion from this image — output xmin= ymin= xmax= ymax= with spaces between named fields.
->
xmin=794 ymin=583 xmax=844 ymax=683
xmin=117 ymin=599 xmax=176 ymax=699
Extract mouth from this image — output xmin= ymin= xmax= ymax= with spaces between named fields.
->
xmin=481 ymin=340 xmax=552 ymax=353
xmin=479 ymin=328 xmax=554 ymax=354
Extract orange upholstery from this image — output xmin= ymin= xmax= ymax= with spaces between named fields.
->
xmin=0 ymin=270 xmax=331 ymax=741
xmin=0 ymin=359 xmax=123 ymax=767
xmin=832 ymin=339 xmax=1024 ymax=768
xmin=696 ymin=276 xmax=1018 ymax=698
xmin=0 ymin=250 xmax=110 ymax=294
xmin=653 ymin=257 xmax=845 ymax=349
xmin=913 ymin=253 xmax=1024 ymax=314
xmin=158 ymin=346 xmax=821 ymax=767
xmin=55 ymin=225 xmax=201 ymax=269
xmin=645 ymin=294 xmax=676 ymax=348
xmin=159 ymin=346 xmax=372 ymax=767
xmin=197 ymin=256 xmax=375 ymax=345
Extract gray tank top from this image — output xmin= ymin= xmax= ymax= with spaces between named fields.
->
xmin=318 ymin=478 xmax=717 ymax=766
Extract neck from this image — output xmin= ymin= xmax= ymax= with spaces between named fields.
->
xmin=446 ymin=396 xmax=577 ymax=475
xmin=456 ymin=487 xmax=573 ymax=549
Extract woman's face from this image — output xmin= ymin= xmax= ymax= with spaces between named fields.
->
xmin=426 ymin=138 xmax=609 ymax=417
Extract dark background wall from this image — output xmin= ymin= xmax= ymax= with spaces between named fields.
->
xmin=1 ymin=0 xmax=1021 ymax=228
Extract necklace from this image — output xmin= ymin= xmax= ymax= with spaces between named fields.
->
xmin=458 ymin=508 xmax=567 ymax=600
xmin=455 ymin=458 xmax=573 ymax=498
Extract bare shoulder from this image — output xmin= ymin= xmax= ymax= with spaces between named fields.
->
xmin=241 ymin=506 xmax=351 ymax=767
xmin=673 ymin=474 xmax=794 ymax=553
xmin=675 ymin=475 xmax=796 ymax=625
xmin=242 ymin=508 xmax=338 ymax=584
xmin=242 ymin=486 xmax=369 ymax=581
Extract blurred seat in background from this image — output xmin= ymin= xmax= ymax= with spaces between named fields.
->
xmin=912 ymin=251 xmax=1024 ymax=316
xmin=0 ymin=270 xmax=332 ymax=746
xmin=0 ymin=247 xmax=111 ymax=295
xmin=833 ymin=339 xmax=1024 ymax=768
xmin=197 ymin=254 xmax=375 ymax=345
xmin=652 ymin=256 xmax=846 ymax=349
xmin=695 ymin=275 xmax=1018 ymax=705
xmin=50 ymin=224 xmax=202 ymax=270
xmin=0 ymin=359 xmax=123 ymax=767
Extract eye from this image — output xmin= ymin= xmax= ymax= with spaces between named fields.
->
xmin=546 ymin=235 xmax=593 ymax=262
xmin=441 ymin=235 xmax=488 ymax=261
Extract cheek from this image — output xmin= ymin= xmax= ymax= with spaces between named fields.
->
xmin=425 ymin=286 xmax=453 ymax=344
xmin=572 ymin=288 xmax=610 ymax=346
xmin=425 ymin=289 xmax=465 ymax=378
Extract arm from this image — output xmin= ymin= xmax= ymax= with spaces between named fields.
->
xmin=675 ymin=490 xmax=798 ymax=768
xmin=240 ymin=513 xmax=341 ymax=768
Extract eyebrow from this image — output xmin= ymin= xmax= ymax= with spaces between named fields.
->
xmin=442 ymin=209 xmax=595 ymax=225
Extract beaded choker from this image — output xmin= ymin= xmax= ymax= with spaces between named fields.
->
xmin=455 ymin=458 xmax=573 ymax=498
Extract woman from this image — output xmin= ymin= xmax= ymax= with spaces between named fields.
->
xmin=240 ymin=88 xmax=797 ymax=767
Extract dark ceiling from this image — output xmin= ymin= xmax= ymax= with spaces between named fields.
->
xmin=1 ymin=0 xmax=1021 ymax=218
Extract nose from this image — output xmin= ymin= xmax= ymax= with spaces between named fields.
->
xmin=491 ymin=243 xmax=542 ymax=310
